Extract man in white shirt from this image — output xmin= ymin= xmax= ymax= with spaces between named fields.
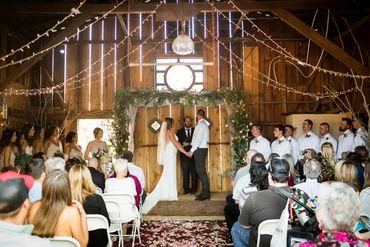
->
xmin=297 ymin=119 xmax=320 ymax=154
xmin=271 ymin=124 xmax=292 ymax=157
xmin=337 ymin=118 xmax=355 ymax=159
xmin=249 ymin=124 xmax=271 ymax=161
xmin=123 ymin=151 xmax=145 ymax=189
xmin=189 ymin=109 xmax=210 ymax=201
xmin=284 ymin=125 xmax=300 ymax=164
xmin=319 ymin=122 xmax=338 ymax=153
xmin=352 ymin=115 xmax=369 ymax=151
xmin=294 ymin=159 xmax=323 ymax=198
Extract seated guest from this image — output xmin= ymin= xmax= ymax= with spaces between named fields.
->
xmin=0 ymin=174 xmax=52 ymax=246
xmin=335 ymin=160 xmax=360 ymax=192
xmin=25 ymin=159 xmax=46 ymax=203
xmin=317 ymin=142 xmax=336 ymax=182
xmin=360 ymin=159 xmax=370 ymax=232
xmin=249 ymin=124 xmax=271 ymax=161
xmin=123 ymin=151 xmax=145 ymax=189
xmin=296 ymin=148 xmax=317 ymax=182
xmin=105 ymin=159 xmax=138 ymax=221
xmin=347 ymin=152 xmax=365 ymax=188
xmin=28 ymin=170 xmax=88 ymax=247
xmin=299 ymin=182 xmax=370 ymax=246
xmin=234 ymin=150 xmax=258 ymax=186
xmin=231 ymin=158 xmax=291 ymax=247
xmin=282 ymin=153 xmax=296 ymax=186
xmin=355 ymin=146 xmax=369 ymax=164
xmin=294 ymin=159 xmax=323 ymax=198
xmin=65 ymin=158 xmax=85 ymax=172
xmin=128 ymin=172 xmax=142 ymax=209
xmin=69 ymin=164 xmax=110 ymax=247
xmin=45 ymin=157 xmax=65 ymax=173
xmin=87 ymin=158 xmax=105 ymax=191
xmin=33 ymin=152 xmax=47 ymax=161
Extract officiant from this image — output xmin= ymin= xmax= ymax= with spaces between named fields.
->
xmin=176 ymin=116 xmax=198 ymax=194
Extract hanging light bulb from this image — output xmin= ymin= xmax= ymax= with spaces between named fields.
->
xmin=172 ymin=21 xmax=194 ymax=55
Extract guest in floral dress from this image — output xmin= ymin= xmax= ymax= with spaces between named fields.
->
xmin=299 ymin=182 xmax=370 ymax=247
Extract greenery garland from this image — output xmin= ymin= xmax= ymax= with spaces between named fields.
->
xmin=112 ymin=88 xmax=253 ymax=170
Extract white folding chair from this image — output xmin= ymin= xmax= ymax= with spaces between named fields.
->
xmin=256 ymin=219 xmax=280 ymax=247
xmin=49 ymin=236 xmax=81 ymax=247
xmin=96 ymin=187 xmax=103 ymax=195
xmin=103 ymin=193 xmax=141 ymax=247
xmin=86 ymin=214 xmax=112 ymax=247
xmin=104 ymin=200 xmax=124 ymax=247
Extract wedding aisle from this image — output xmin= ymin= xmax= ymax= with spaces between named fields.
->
xmin=125 ymin=192 xmax=232 ymax=246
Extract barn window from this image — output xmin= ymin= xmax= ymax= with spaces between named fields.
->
xmin=155 ymin=58 xmax=204 ymax=92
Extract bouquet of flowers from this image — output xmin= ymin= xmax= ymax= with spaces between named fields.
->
xmin=14 ymin=152 xmax=33 ymax=173
xmin=53 ymin=150 xmax=65 ymax=159
xmin=93 ymin=147 xmax=113 ymax=177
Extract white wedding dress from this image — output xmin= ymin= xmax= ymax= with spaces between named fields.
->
xmin=141 ymin=133 xmax=178 ymax=214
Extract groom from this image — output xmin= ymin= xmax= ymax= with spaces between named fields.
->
xmin=188 ymin=109 xmax=210 ymax=201
xmin=177 ymin=116 xmax=198 ymax=194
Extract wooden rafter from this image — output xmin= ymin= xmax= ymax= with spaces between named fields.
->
xmin=0 ymin=0 xmax=351 ymax=15
xmin=0 ymin=12 xmax=91 ymax=92
xmin=272 ymin=9 xmax=370 ymax=76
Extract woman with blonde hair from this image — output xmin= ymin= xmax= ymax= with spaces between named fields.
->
xmin=335 ymin=160 xmax=361 ymax=191
xmin=84 ymin=127 xmax=108 ymax=160
xmin=69 ymin=164 xmax=110 ymax=247
xmin=28 ymin=170 xmax=88 ymax=247
xmin=318 ymin=142 xmax=336 ymax=182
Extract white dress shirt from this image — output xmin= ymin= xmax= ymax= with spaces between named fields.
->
xmin=104 ymin=177 xmax=137 ymax=196
xmin=190 ymin=119 xmax=209 ymax=153
xmin=298 ymin=131 xmax=320 ymax=154
xmin=249 ymin=135 xmax=271 ymax=161
xmin=337 ymin=129 xmax=354 ymax=159
xmin=320 ymin=133 xmax=338 ymax=153
xmin=286 ymin=136 xmax=300 ymax=164
xmin=271 ymin=136 xmax=292 ymax=157
xmin=128 ymin=162 xmax=145 ymax=189
xmin=294 ymin=178 xmax=323 ymax=198
xmin=234 ymin=165 xmax=250 ymax=186
xmin=233 ymin=173 xmax=251 ymax=201
xmin=352 ymin=127 xmax=368 ymax=151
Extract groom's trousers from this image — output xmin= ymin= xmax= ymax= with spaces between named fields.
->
xmin=194 ymin=148 xmax=210 ymax=197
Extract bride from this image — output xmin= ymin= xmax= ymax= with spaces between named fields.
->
xmin=141 ymin=117 xmax=188 ymax=214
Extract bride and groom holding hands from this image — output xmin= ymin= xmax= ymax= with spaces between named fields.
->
xmin=141 ymin=109 xmax=210 ymax=214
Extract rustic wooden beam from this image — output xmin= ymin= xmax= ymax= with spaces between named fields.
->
xmin=0 ymin=12 xmax=90 ymax=92
xmin=0 ymin=1 xmax=351 ymax=15
xmin=272 ymin=9 xmax=370 ymax=76
xmin=232 ymin=15 xmax=245 ymax=37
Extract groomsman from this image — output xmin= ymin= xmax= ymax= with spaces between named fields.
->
xmin=176 ymin=116 xmax=197 ymax=194
xmin=249 ymin=124 xmax=271 ymax=161
xmin=319 ymin=122 xmax=338 ymax=153
xmin=189 ymin=109 xmax=210 ymax=201
xmin=298 ymin=119 xmax=320 ymax=155
xmin=271 ymin=124 xmax=292 ymax=157
xmin=284 ymin=125 xmax=300 ymax=164
xmin=352 ymin=115 xmax=369 ymax=151
xmin=337 ymin=118 xmax=354 ymax=159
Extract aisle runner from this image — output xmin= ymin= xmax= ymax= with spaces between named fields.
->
xmin=126 ymin=219 xmax=231 ymax=246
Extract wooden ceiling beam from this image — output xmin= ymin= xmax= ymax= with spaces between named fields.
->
xmin=0 ymin=1 xmax=351 ymax=15
xmin=272 ymin=9 xmax=370 ymax=76
xmin=0 ymin=12 xmax=91 ymax=92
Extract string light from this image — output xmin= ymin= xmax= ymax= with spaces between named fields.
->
xmin=0 ymin=0 xmax=129 ymax=69
xmin=205 ymin=0 xmax=370 ymax=79
xmin=1 ymin=15 xmax=167 ymax=97
xmin=0 ymin=0 xmax=86 ymax=62
xmin=196 ymin=17 xmax=357 ymax=99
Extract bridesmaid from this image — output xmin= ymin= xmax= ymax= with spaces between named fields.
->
xmin=1 ymin=129 xmax=17 ymax=167
xmin=84 ymin=127 xmax=108 ymax=160
xmin=33 ymin=126 xmax=45 ymax=153
xmin=65 ymin=131 xmax=83 ymax=160
xmin=21 ymin=123 xmax=35 ymax=155
xmin=44 ymin=125 xmax=63 ymax=159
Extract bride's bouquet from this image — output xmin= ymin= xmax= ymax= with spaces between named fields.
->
xmin=93 ymin=147 xmax=114 ymax=177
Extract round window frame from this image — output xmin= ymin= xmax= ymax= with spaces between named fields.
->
xmin=164 ymin=63 xmax=196 ymax=92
